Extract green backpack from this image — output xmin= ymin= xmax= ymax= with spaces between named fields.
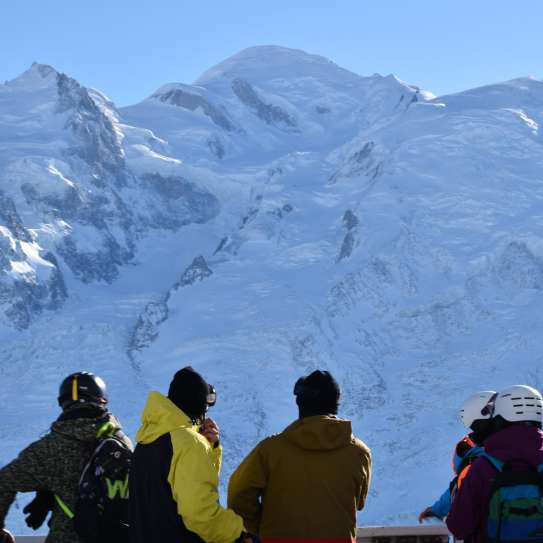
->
xmin=483 ymin=453 xmax=543 ymax=543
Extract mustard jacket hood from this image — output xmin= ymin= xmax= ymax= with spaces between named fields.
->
xmin=136 ymin=391 xmax=196 ymax=445
xmin=282 ymin=415 xmax=354 ymax=451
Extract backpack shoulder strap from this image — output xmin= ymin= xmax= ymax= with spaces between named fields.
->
xmin=480 ymin=451 xmax=504 ymax=472
xmin=55 ymin=494 xmax=75 ymax=519
xmin=96 ymin=421 xmax=118 ymax=439
xmin=96 ymin=419 xmax=132 ymax=450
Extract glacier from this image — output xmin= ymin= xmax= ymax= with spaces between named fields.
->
xmin=1 ymin=45 xmax=543 ymax=533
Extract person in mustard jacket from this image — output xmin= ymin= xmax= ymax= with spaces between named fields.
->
xmin=228 ymin=370 xmax=372 ymax=543
xmin=129 ymin=366 xmax=254 ymax=543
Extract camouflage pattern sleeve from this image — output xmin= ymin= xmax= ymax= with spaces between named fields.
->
xmin=0 ymin=439 xmax=48 ymax=527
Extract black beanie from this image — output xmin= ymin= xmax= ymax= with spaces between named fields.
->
xmin=168 ymin=366 xmax=209 ymax=419
xmin=294 ymin=370 xmax=340 ymax=417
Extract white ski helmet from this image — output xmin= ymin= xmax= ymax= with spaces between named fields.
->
xmin=493 ymin=385 xmax=543 ymax=423
xmin=459 ymin=390 xmax=497 ymax=429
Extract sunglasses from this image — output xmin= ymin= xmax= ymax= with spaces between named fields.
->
xmin=207 ymin=385 xmax=217 ymax=407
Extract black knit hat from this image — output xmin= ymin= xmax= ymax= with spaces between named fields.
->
xmin=294 ymin=370 xmax=340 ymax=416
xmin=168 ymin=366 xmax=210 ymax=419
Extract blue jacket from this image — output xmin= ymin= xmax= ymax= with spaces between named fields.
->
xmin=431 ymin=437 xmax=484 ymax=519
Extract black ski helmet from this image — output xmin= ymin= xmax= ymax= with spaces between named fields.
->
xmin=58 ymin=372 xmax=108 ymax=410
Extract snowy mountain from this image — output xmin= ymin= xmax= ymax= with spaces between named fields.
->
xmin=122 ymin=46 xmax=428 ymax=164
xmin=1 ymin=46 xmax=543 ymax=533
xmin=0 ymin=62 xmax=220 ymax=328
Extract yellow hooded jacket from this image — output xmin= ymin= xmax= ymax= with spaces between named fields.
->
xmin=130 ymin=392 xmax=244 ymax=543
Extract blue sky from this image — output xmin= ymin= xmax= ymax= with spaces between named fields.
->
xmin=2 ymin=0 xmax=542 ymax=106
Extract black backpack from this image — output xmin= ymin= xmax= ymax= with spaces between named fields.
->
xmin=72 ymin=426 xmax=132 ymax=543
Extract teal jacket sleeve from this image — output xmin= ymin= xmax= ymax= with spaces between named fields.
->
xmin=431 ymin=487 xmax=451 ymax=519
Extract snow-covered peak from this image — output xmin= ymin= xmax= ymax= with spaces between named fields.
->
xmin=435 ymin=76 xmax=543 ymax=113
xmin=195 ymin=45 xmax=363 ymax=87
xmin=122 ymin=46 xmax=430 ymax=165
xmin=4 ymin=62 xmax=59 ymax=90
xmin=2 ymin=63 xmax=119 ymax=120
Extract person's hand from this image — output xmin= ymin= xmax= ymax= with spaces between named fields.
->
xmin=418 ymin=506 xmax=438 ymax=523
xmin=235 ymin=531 xmax=260 ymax=543
xmin=201 ymin=417 xmax=220 ymax=445
xmin=24 ymin=491 xmax=54 ymax=530
xmin=0 ymin=528 xmax=15 ymax=543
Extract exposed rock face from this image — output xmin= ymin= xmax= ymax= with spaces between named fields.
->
xmin=57 ymin=72 xmax=126 ymax=182
xmin=207 ymin=135 xmax=225 ymax=159
xmin=129 ymin=301 xmax=169 ymax=362
xmin=157 ymin=88 xmax=235 ymax=132
xmin=337 ymin=210 xmax=360 ymax=262
xmin=0 ymin=65 xmax=222 ymax=328
xmin=329 ymin=141 xmax=383 ymax=184
xmin=140 ymin=173 xmax=221 ymax=230
xmin=0 ymin=191 xmax=31 ymax=242
xmin=3 ymin=252 xmax=67 ymax=330
xmin=173 ymin=255 xmax=213 ymax=289
xmin=57 ymin=235 xmax=133 ymax=284
xmin=232 ymin=78 xmax=297 ymax=128
xmin=497 ymin=241 xmax=543 ymax=289
xmin=0 ymin=189 xmax=68 ymax=328
xmin=128 ymin=256 xmax=213 ymax=363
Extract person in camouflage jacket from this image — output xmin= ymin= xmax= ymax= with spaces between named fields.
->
xmin=0 ymin=372 xmax=132 ymax=543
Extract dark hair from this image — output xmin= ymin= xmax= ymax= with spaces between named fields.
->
xmin=470 ymin=419 xmax=494 ymax=444
xmin=492 ymin=415 xmax=542 ymax=432
xmin=294 ymin=370 xmax=340 ymax=418
xmin=168 ymin=367 xmax=210 ymax=419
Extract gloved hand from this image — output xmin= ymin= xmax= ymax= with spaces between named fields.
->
xmin=235 ymin=531 xmax=260 ymax=543
xmin=0 ymin=528 xmax=15 ymax=543
xmin=418 ymin=506 xmax=439 ymax=523
xmin=23 ymin=490 xmax=55 ymax=530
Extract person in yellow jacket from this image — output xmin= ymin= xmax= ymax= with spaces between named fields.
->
xmin=129 ymin=366 xmax=257 ymax=543
xmin=228 ymin=370 xmax=372 ymax=543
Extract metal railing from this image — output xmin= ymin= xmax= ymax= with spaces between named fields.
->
xmin=15 ymin=526 xmax=451 ymax=543
xmin=358 ymin=525 xmax=450 ymax=543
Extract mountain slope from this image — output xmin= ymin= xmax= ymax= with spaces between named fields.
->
xmin=0 ymin=63 xmax=221 ymax=328
xmin=129 ymin=74 xmax=543 ymax=522
xmin=1 ymin=47 xmax=543 ymax=533
xmin=122 ymin=45 xmax=428 ymax=165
